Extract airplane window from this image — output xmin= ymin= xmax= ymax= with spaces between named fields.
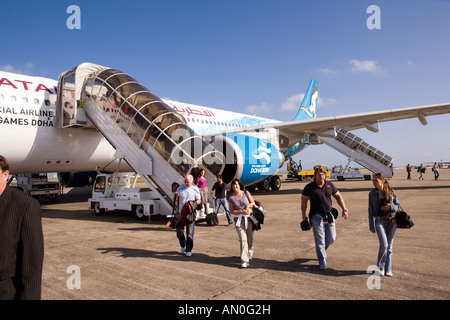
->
xmin=34 ymin=99 xmax=39 ymax=104
xmin=45 ymin=100 xmax=50 ymax=106
xmin=10 ymin=95 xmax=16 ymax=102
xmin=22 ymin=97 xmax=28 ymax=103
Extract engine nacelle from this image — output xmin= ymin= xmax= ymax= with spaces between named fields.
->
xmin=209 ymin=134 xmax=281 ymax=186
xmin=58 ymin=171 xmax=98 ymax=187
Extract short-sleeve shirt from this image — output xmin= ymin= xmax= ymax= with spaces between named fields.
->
xmin=211 ymin=182 xmax=227 ymax=199
xmin=302 ymin=180 xmax=338 ymax=214
xmin=176 ymin=184 xmax=201 ymax=214
xmin=228 ymin=191 xmax=250 ymax=211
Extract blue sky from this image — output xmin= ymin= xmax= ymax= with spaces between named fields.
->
xmin=1 ymin=0 xmax=449 ymax=169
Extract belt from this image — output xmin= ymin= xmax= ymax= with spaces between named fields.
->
xmin=375 ymin=216 xmax=392 ymax=221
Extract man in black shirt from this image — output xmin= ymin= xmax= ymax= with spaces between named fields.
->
xmin=301 ymin=167 xmax=348 ymax=270
xmin=211 ymin=175 xmax=232 ymax=224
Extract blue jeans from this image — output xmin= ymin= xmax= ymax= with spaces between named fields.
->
xmin=375 ymin=219 xmax=397 ymax=272
xmin=311 ymin=213 xmax=336 ymax=267
xmin=434 ymin=170 xmax=440 ymax=180
xmin=177 ymin=222 xmax=195 ymax=253
xmin=215 ymin=198 xmax=232 ymax=223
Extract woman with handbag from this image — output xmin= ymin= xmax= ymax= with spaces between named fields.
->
xmin=228 ymin=179 xmax=255 ymax=268
xmin=368 ymin=173 xmax=400 ymax=277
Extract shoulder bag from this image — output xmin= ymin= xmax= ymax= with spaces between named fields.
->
xmin=395 ymin=206 xmax=414 ymax=229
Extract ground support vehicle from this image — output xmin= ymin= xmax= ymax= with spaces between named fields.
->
xmin=297 ymin=165 xmax=330 ymax=181
xmin=16 ymin=173 xmax=60 ymax=202
xmin=330 ymin=165 xmax=372 ymax=181
xmin=88 ymin=173 xmax=161 ymax=221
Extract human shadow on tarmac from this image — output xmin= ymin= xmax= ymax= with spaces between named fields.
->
xmin=96 ymin=247 xmax=365 ymax=276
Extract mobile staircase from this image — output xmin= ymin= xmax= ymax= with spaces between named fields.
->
xmin=320 ymin=128 xmax=393 ymax=178
xmin=55 ymin=63 xmax=225 ymax=218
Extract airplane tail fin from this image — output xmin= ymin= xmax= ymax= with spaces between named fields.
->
xmin=292 ymin=79 xmax=319 ymax=121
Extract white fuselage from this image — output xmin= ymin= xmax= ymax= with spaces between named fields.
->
xmin=0 ymin=71 xmax=278 ymax=174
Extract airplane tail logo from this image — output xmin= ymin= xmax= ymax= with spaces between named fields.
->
xmin=292 ymin=79 xmax=319 ymax=121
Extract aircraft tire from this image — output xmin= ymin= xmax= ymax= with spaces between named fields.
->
xmin=270 ymin=175 xmax=281 ymax=190
xmin=257 ymin=179 xmax=270 ymax=192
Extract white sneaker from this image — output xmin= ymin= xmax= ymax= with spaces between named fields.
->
xmin=385 ymin=271 xmax=393 ymax=277
xmin=240 ymin=262 xmax=249 ymax=268
xmin=186 ymin=252 xmax=192 ymax=257
xmin=180 ymin=247 xmax=186 ymax=254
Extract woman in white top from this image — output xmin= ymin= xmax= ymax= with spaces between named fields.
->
xmin=228 ymin=179 xmax=255 ymax=268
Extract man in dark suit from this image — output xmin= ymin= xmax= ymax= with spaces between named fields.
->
xmin=0 ymin=155 xmax=44 ymax=300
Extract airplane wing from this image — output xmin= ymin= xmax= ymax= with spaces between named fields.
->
xmin=204 ymin=102 xmax=450 ymax=148
xmin=272 ymin=102 xmax=450 ymax=135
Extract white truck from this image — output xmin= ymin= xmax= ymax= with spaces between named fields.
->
xmin=330 ymin=165 xmax=372 ymax=181
xmin=88 ymin=172 xmax=162 ymax=221
xmin=16 ymin=173 xmax=60 ymax=202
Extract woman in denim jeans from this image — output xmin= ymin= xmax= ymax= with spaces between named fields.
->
xmin=368 ymin=173 xmax=400 ymax=277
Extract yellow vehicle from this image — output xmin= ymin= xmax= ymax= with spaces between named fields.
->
xmin=297 ymin=165 xmax=330 ymax=181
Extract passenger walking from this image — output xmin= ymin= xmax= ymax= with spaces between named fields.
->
xmin=368 ymin=173 xmax=400 ymax=277
xmin=432 ymin=162 xmax=440 ymax=180
xmin=406 ymin=164 xmax=411 ymax=180
xmin=195 ymin=169 xmax=210 ymax=215
xmin=418 ymin=164 xmax=425 ymax=180
xmin=0 ymin=155 xmax=44 ymax=300
xmin=175 ymin=174 xmax=201 ymax=257
xmin=228 ymin=179 xmax=256 ymax=268
xmin=211 ymin=175 xmax=232 ymax=224
xmin=301 ymin=167 xmax=348 ymax=270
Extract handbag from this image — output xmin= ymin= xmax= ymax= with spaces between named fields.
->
xmin=300 ymin=218 xmax=311 ymax=231
xmin=395 ymin=206 xmax=414 ymax=229
xmin=168 ymin=194 xmax=181 ymax=229
xmin=206 ymin=212 xmax=219 ymax=226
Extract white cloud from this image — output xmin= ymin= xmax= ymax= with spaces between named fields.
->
xmin=0 ymin=63 xmax=35 ymax=75
xmin=246 ymin=102 xmax=272 ymax=115
xmin=281 ymin=93 xmax=337 ymax=111
xmin=281 ymin=94 xmax=304 ymax=111
xmin=349 ymin=59 xmax=382 ymax=73
xmin=319 ymin=67 xmax=338 ymax=74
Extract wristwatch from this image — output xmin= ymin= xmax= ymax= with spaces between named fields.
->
xmin=343 ymin=209 xmax=348 ymax=212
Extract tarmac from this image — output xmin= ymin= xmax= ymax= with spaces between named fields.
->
xmin=40 ymin=168 xmax=450 ymax=301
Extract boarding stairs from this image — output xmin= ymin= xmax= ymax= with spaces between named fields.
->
xmin=55 ymin=63 xmax=225 ymax=217
xmin=320 ymin=128 xmax=393 ymax=178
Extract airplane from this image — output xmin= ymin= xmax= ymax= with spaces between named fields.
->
xmin=1 ymin=64 xmax=450 ymax=194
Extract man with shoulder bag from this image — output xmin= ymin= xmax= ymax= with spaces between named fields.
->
xmin=301 ymin=167 xmax=348 ymax=270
